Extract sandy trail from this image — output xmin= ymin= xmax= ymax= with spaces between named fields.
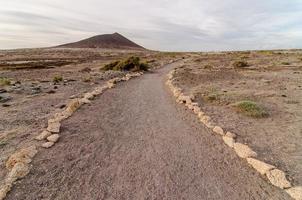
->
xmin=6 ymin=62 xmax=290 ymax=199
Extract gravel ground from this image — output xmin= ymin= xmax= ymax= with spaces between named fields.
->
xmin=6 ymin=61 xmax=290 ymax=199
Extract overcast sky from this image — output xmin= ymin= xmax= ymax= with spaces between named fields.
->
xmin=0 ymin=0 xmax=302 ymax=51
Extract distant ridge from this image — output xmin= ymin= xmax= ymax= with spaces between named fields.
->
xmin=56 ymin=33 xmax=145 ymax=50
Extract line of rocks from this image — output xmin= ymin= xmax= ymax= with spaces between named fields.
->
xmin=0 ymin=72 xmax=143 ymax=200
xmin=166 ymin=69 xmax=302 ymax=200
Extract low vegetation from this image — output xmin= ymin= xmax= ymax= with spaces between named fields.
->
xmin=232 ymin=100 xmax=268 ymax=118
xmin=204 ymin=64 xmax=213 ymax=69
xmin=53 ymin=75 xmax=63 ymax=83
xmin=0 ymin=77 xmax=11 ymax=86
xmin=82 ymin=76 xmax=92 ymax=82
xmin=102 ymin=56 xmax=149 ymax=72
xmin=232 ymin=60 xmax=249 ymax=68
xmin=281 ymin=62 xmax=290 ymax=65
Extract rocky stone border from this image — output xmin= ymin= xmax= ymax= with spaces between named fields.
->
xmin=0 ymin=72 xmax=143 ymax=200
xmin=166 ymin=69 xmax=302 ymax=200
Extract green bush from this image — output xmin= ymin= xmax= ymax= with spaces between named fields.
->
xmin=0 ymin=77 xmax=11 ymax=86
xmin=103 ymin=61 xmax=120 ymax=71
xmin=53 ymin=75 xmax=63 ymax=83
xmin=102 ymin=57 xmax=149 ymax=72
xmin=233 ymin=100 xmax=268 ymax=118
xmin=232 ymin=61 xmax=249 ymax=68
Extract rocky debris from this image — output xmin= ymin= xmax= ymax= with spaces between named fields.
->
xmin=107 ymin=82 xmax=115 ymax=89
xmin=226 ymin=131 xmax=236 ymax=139
xmin=193 ymin=106 xmax=201 ymax=114
xmin=6 ymin=146 xmax=37 ymax=170
xmin=266 ymin=169 xmax=291 ymax=189
xmin=204 ymin=121 xmax=215 ymax=129
xmin=222 ymin=136 xmax=235 ymax=148
xmin=46 ymin=90 xmax=56 ymax=94
xmin=200 ymin=115 xmax=211 ymax=124
xmin=42 ymin=142 xmax=54 ymax=148
xmin=177 ymin=95 xmax=192 ymax=104
xmin=47 ymin=119 xmax=61 ymax=133
xmin=0 ymin=183 xmax=12 ymax=200
xmin=198 ymin=111 xmax=205 ymax=118
xmin=286 ymin=186 xmax=302 ymax=200
xmin=213 ymin=126 xmax=225 ymax=136
xmin=233 ymin=143 xmax=257 ymax=158
xmin=80 ymin=98 xmax=91 ymax=104
xmin=0 ymin=89 xmax=7 ymax=93
xmin=65 ymin=99 xmax=82 ymax=114
xmin=84 ymin=92 xmax=95 ymax=100
xmin=35 ymin=130 xmax=52 ymax=141
xmin=246 ymin=158 xmax=275 ymax=175
xmin=6 ymin=162 xmax=30 ymax=183
xmin=30 ymin=86 xmax=41 ymax=95
xmin=0 ymin=95 xmax=12 ymax=103
xmin=47 ymin=134 xmax=59 ymax=143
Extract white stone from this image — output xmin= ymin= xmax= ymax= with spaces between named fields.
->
xmin=213 ymin=126 xmax=224 ymax=136
xmin=35 ymin=130 xmax=52 ymax=141
xmin=6 ymin=162 xmax=30 ymax=183
xmin=266 ymin=169 xmax=291 ymax=189
xmin=198 ymin=111 xmax=205 ymax=118
xmin=286 ymin=186 xmax=302 ymax=200
xmin=193 ymin=106 xmax=201 ymax=114
xmin=84 ymin=92 xmax=94 ymax=100
xmin=0 ymin=183 xmax=12 ymax=200
xmin=107 ymin=82 xmax=115 ymax=88
xmin=200 ymin=115 xmax=211 ymax=124
xmin=47 ymin=134 xmax=60 ymax=143
xmin=226 ymin=131 xmax=236 ymax=139
xmin=246 ymin=158 xmax=275 ymax=175
xmin=233 ymin=143 xmax=257 ymax=158
xmin=80 ymin=98 xmax=91 ymax=104
xmin=222 ymin=136 xmax=235 ymax=148
xmin=47 ymin=120 xmax=60 ymax=133
xmin=42 ymin=142 xmax=55 ymax=148
xmin=5 ymin=146 xmax=37 ymax=170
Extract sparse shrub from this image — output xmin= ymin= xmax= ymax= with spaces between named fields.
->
xmin=205 ymin=93 xmax=219 ymax=102
xmin=232 ymin=100 xmax=268 ymax=118
xmin=79 ymin=67 xmax=92 ymax=73
xmin=101 ymin=57 xmax=149 ymax=72
xmin=82 ymin=76 xmax=92 ymax=82
xmin=102 ymin=61 xmax=120 ymax=71
xmin=53 ymin=75 xmax=63 ymax=83
xmin=0 ymin=77 xmax=11 ymax=86
xmin=240 ymin=55 xmax=249 ymax=59
xmin=204 ymin=64 xmax=213 ymax=69
xmin=281 ymin=62 xmax=290 ymax=65
xmin=232 ymin=60 xmax=249 ymax=68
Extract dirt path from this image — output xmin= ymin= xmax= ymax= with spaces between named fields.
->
xmin=6 ymin=62 xmax=290 ymax=199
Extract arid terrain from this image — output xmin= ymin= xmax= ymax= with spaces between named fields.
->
xmin=0 ymin=46 xmax=301 ymax=199
xmin=0 ymin=48 xmax=179 ymax=182
xmin=172 ymin=50 xmax=302 ymax=186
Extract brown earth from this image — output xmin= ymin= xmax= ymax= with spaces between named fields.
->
xmin=5 ymin=61 xmax=290 ymax=199
xmin=0 ymin=48 xmax=178 ymax=183
xmin=173 ymin=50 xmax=302 ymax=186
xmin=57 ymin=33 xmax=145 ymax=50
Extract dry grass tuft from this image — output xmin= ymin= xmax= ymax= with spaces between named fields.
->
xmin=232 ymin=100 xmax=268 ymax=118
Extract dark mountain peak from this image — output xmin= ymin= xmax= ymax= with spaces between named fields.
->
xmin=57 ymin=33 xmax=145 ymax=50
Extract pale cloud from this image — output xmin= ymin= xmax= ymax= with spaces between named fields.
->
xmin=0 ymin=0 xmax=301 ymax=51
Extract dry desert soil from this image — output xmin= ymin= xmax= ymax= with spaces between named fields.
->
xmin=1 ymin=48 xmax=300 ymax=199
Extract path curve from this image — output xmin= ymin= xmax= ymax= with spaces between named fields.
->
xmin=6 ymin=62 xmax=290 ymax=199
